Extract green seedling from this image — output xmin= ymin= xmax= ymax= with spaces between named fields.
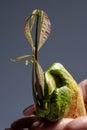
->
xmin=12 ymin=9 xmax=86 ymax=122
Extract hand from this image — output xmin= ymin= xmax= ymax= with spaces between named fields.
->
xmin=22 ymin=79 xmax=87 ymax=130
xmin=7 ymin=80 xmax=87 ymax=130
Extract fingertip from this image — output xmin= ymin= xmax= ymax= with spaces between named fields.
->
xmin=79 ymin=79 xmax=87 ymax=103
xmin=64 ymin=116 xmax=87 ymax=130
xmin=23 ymin=104 xmax=36 ymax=116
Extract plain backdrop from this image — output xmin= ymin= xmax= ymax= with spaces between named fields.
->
xmin=1 ymin=1 xmax=87 ymax=129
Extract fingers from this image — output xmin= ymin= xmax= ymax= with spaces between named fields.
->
xmin=22 ymin=106 xmax=73 ymax=130
xmin=79 ymin=79 xmax=87 ymax=102
xmin=79 ymin=79 xmax=87 ymax=111
xmin=9 ymin=116 xmax=41 ymax=130
xmin=30 ymin=118 xmax=73 ymax=130
xmin=23 ymin=105 xmax=73 ymax=130
xmin=64 ymin=116 xmax=87 ymax=130
xmin=10 ymin=116 xmax=87 ymax=130
xmin=30 ymin=117 xmax=87 ymax=130
xmin=23 ymin=104 xmax=36 ymax=116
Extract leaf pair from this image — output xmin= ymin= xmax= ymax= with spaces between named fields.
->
xmin=24 ymin=9 xmax=51 ymax=52
xmin=12 ymin=9 xmax=51 ymax=62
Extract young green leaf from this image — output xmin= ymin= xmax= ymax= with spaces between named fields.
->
xmin=38 ymin=11 xmax=51 ymax=50
xmin=24 ymin=9 xmax=51 ymax=52
xmin=24 ymin=11 xmax=36 ymax=52
xmin=11 ymin=55 xmax=32 ymax=62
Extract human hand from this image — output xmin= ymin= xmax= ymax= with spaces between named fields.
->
xmin=22 ymin=79 xmax=87 ymax=130
xmin=22 ymin=108 xmax=87 ymax=130
xmin=6 ymin=80 xmax=87 ymax=130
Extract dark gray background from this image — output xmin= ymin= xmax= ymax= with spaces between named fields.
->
xmin=1 ymin=1 xmax=87 ymax=129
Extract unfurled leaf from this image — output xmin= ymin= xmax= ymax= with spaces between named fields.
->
xmin=11 ymin=55 xmax=32 ymax=62
xmin=38 ymin=11 xmax=51 ymax=50
xmin=24 ymin=10 xmax=37 ymax=51
xmin=24 ymin=16 xmax=34 ymax=51
xmin=30 ymin=9 xmax=37 ymax=30
xmin=24 ymin=9 xmax=39 ymax=52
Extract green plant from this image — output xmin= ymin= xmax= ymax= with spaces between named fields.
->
xmin=11 ymin=9 xmax=86 ymax=122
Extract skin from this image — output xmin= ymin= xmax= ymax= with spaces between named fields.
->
xmin=7 ymin=80 xmax=87 ymax=130
xmin=23 ymin=79 xmax=87 ymax=130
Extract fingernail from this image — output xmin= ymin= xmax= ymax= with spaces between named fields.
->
xmin=32 ymin=121 xmax=41 ymax=127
